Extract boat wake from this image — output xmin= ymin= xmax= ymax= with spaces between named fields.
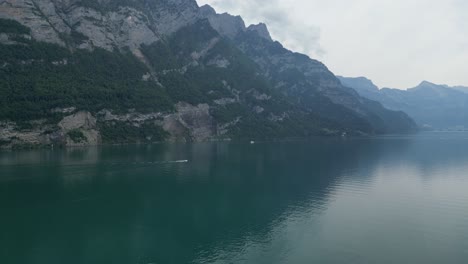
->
xmin=110 ymin=160 xmax=189 ymax=166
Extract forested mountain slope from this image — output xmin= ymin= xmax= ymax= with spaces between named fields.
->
xmin=0 ymin=0 xmax=416 ymax=148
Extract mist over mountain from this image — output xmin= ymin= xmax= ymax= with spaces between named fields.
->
xmin=339 ymin=76 xmax=468 ymax=129
xmin=0 ymin=0 xmax=416 ymax=148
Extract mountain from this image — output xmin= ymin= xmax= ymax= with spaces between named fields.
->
xmin=452 ymin=86 xmax=468 ymax=94
xmin=339 ymin=77 xmax=468 ymax=129
xmin=0 ymin=0 xmax=416 ymax=148
xmin=202 ymin=6 xmax=416 ymax=134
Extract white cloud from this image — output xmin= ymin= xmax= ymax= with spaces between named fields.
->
xmin=196 ymin=0 xmax=468 ymax=89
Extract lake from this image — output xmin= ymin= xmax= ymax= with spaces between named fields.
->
xmin=1 ymin=132 xmax=468 ymax=264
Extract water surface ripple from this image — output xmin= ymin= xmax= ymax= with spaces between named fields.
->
xmin=1 ymin=133 xmax=468 ymax=263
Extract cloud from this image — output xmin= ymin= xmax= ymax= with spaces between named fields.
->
xmin=198 ymin=0 xmax=325 ymax=57
xmin=196 ymin=0 xmax=468 ymax=89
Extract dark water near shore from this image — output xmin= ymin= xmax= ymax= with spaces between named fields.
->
xmin=1 ymin=132 xmax=468 ymax=264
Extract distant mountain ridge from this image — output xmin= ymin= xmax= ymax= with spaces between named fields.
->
xmin=339 ymin=76 xmax=468 ymax=129
xmin=0 ymin=0 xmax=416 ymax=148
xmin=448 ymin=85 xmax=468 ymax=94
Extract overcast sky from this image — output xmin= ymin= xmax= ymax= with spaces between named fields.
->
xmin=196 ymin=0 xmax=468 ymax=89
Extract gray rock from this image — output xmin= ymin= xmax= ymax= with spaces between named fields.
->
xmin=207 ymin=56 xmax=230 ymax=68
xmin=0 ymin=0 xmax=201 ymax=51
xmin=253 ymin=106 xmax=264 ymax=114
xmin=59 ymin=111 xmax=100 ymax=146
xmin=0 ymin=0 xmax=66 ymax=46
xmin=163 ymin=102 xmax=215 ymax=141
xmin=200 ymin=4 xmax=246 ymax=39
xmin=97 ymin=109 xmax=162 ymax=123
xmin=213 ymin=98 xmax=236 ymax=105
xmin=217 ymin=116 xmax=241 ymax=136
xmin=247 ymin=23 xmax=272 ymax=41
xmin=59 ymin=111 xmax=96 ymax=131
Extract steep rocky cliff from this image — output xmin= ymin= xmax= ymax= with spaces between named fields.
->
xmin=0 ymin=0 xmax=200 ymax=50
xmin=0 ymin=0 xmax=416 ymax=148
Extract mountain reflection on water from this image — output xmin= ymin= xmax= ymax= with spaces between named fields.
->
xmin=1 ymin=133 xmax=468 ymax=264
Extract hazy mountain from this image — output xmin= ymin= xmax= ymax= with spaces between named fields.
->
xmin=0 ymin=0 xmax=416 ymax=148
xmin=339 ymin=77 xmax=468 ymax=129
xmin=452 ymin=86 xmax=468 ymax=94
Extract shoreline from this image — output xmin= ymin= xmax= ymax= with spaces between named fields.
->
xmin=1 ymin=131 xmax=446 ymax=151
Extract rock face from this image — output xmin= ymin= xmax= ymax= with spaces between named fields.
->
xmin=0 ymin=111 xmax=101 ymax=148
xmin=0 ymin=0 xmax=200 ymax=51
xmin=0 ymin=105 xmax=215 ymax=147
xmin=0 ymin=121 xmax=53 ymax=147
xmin=200 ymin=6 xmax=272 ymax=42
xmin=163 ymin=103 xmax=214 ymax=141
xmin=59 ymin=111 xmax=96 ymax=131
xmin=0 ymin=0 xmax=66 ymax=45
xmin=58 ymin=111 xmax=100 ymax=146
xmin=200 ymin=4 xmax=245 ymax=39
xmin=340 ymin=77 xmax=468 ymax=129
xmin=247 ymin=23 xmax=272 ymax=41
xmin=0 ymin=0 xmax=418 ymax=148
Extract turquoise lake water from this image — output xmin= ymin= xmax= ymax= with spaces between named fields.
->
xmin=1 ymin=132 xmax=468 ymax=263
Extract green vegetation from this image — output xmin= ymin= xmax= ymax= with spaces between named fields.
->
xmin=60 ymin=30 xmax=90 ymax=46
xmin=67 ymin=129 xmax=87 ymax=143
xmin=11 ymin=142 xmax=41 ymax=150
xmin=0 ymin=39 xmax=69 ymax=61
xmin=0 ymin=18 xmax=30 ymax=35
xmin=0 ymin=18 xmax=347 ymax=143
xmin=79 ymin=0 xmax=106 ymax=12
xmin=142 ymin=20 xmax=279 ymax=108
xmin=15 ymin=121 xmax=34 ymax=130
xmin=214 ymin=105 xmax=340 ymax=139
xmin=99 ymin=121 xmax=168 ymax=143
xmin=0 ymin=40 xmax=173 ymax=121
xmin=0 ymin=139 xmax=11 ymax=147
xmin=141 ymin=20 xmax=347 ymax=138
xmin=211 ymin=104 xmax=246 ymax=124
xmin=140 ymin=41 xmax=180 ymax=72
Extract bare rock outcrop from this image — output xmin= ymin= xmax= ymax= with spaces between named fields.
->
xmin=58 ymin=111 xmax=100 ymax=146
xmin=0 ymin=0 xmax=201 ymax=51
xmin=200 ymin=4 xmax=246 ymax=39
xmin=247 ymin=23 xmax=272 ymax=41
xmin=163 ymin=103 xmax=215 ymax=141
